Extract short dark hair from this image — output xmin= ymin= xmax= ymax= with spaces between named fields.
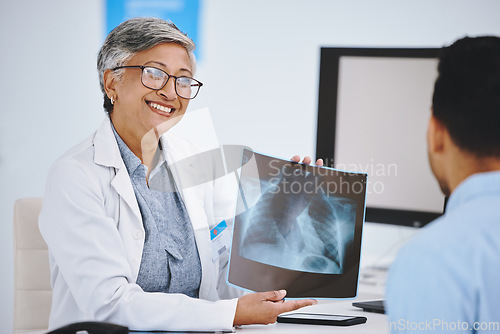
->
xmin=432 ymin=36 xmax=500 ymax=157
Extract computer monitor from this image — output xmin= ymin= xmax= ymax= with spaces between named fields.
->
xmin=316 ymin=47 xmax=446 ymax=227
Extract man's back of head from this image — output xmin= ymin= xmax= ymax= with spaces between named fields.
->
xmin=428 ymin=36 xmax=500 ymax=196
xmin=432 ymin=36 xmax=500 ymax=157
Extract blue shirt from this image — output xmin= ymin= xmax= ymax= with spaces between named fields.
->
xmin=386 ymin=171 xmax=500 ymax=334
xmin=112 ymin=126 xmax=202 ymax=298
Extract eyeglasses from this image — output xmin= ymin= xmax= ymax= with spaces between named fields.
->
xmin=112 ymin=65 xmax=203 ymax=99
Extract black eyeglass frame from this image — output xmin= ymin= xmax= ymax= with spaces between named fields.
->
xmin=112 ymin=65 xmax=203 ymax=99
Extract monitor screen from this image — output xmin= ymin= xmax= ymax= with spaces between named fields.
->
xmin=316 ymin=48 xmax=446 ymax=227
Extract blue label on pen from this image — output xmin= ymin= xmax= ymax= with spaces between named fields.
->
xmin=210 ymin=220 xmax=228 ymax=240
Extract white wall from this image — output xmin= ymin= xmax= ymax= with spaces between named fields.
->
xmin=0 ymin=1 xmax=105 ymax=332
xmin=1 ymin=0 xmax=500 ymax=333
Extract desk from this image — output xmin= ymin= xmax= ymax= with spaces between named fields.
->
xmin=25 ymin=286 xmax=386 ymax=334
xmin=237 ymin=289 xmax=387 ymax=333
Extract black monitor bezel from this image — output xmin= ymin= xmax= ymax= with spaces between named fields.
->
xmin=316 ymin=47 xmax=444 ymax=228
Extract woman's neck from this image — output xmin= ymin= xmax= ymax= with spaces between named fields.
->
xmin=115 ymin=124 xmax=160 ymax=175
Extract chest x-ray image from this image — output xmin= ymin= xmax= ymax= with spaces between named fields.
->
xmin=228 ymin=149 xmax=367 ymax=298
xmin=239 ymin=167 xmax=356 ymax=274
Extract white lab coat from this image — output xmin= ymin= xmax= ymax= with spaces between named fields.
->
xmin=39 ymin=117 xmax=243 ymax=332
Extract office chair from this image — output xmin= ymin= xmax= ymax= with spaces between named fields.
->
xmin=13 ymin=197 xmax=51 ymax=333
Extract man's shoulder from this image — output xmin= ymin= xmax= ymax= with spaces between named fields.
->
xmin=386 ymin=194 xmax=500 ymax=329
xmin=386 ymin=195 xmax=500 ymax=290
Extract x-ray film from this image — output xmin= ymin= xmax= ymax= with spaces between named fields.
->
xmin=228 ymin=149 xmax=367 ymax=298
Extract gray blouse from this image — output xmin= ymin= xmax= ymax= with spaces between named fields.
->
xmin=112 ymin=125 xmax=202 ymax=298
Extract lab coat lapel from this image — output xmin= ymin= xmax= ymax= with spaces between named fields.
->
xmin=93 ymin=118 xmax=142 ymax=223
xmin=110 ymin=169 xmax=142 ymax=223
xmin=161 ymin=133 xmax=216 ymax=298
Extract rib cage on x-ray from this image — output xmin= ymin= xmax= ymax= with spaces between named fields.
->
xmin=238 ymin=172 xmax=357 ymax=274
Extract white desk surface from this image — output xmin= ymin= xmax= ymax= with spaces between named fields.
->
xmin=23 ymin=286 xmax=386 ymax=334
xmin=236 ymin=288 xmax=387 ymax=334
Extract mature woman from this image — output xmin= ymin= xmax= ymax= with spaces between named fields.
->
xmin=39 ymin=17 xmax=317 ymax=332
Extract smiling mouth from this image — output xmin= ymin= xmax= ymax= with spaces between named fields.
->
xmin=148 ymin=101 xmax=174 ymax=114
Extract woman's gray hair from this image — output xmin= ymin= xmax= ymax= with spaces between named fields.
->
xmin=97 ymin=17 xmax=196 ymax=114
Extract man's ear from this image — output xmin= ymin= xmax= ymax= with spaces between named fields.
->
xmin=427 ymin=113 xmax=447 ymax=155
xmin=103 ymin=69 xmax=117 ymax=99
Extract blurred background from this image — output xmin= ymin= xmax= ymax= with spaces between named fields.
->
xmin=1 ymin=1 xmax=499 ymax=333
